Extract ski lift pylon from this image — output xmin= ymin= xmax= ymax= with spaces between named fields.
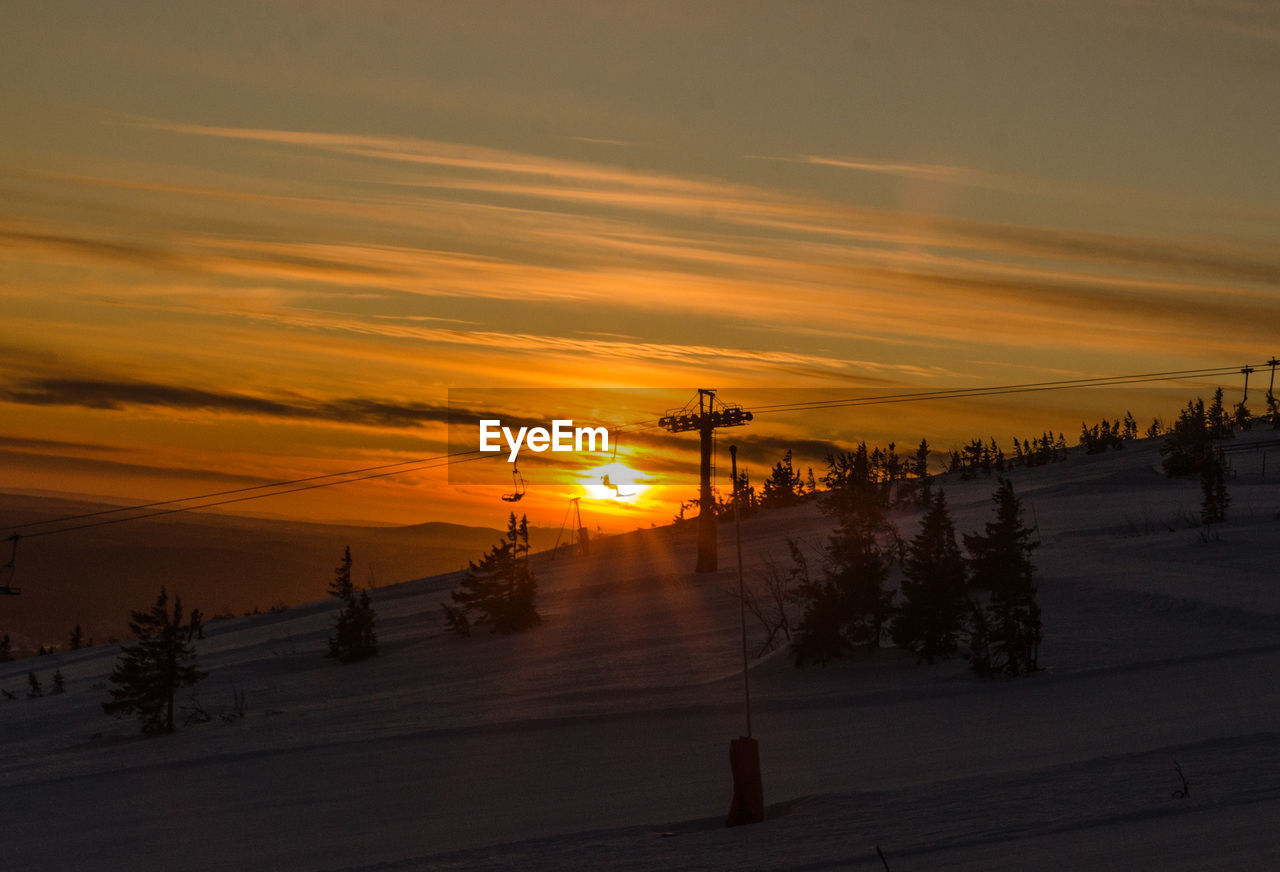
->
xmin=552 ymin=497 xmax=589 ymax=558
xmin=1 ymin=534 xmax=21 ymax=596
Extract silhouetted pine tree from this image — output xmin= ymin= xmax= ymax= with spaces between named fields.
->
xmin=761 ymin=450 xmax=803 ymax=509
xmin=52 ymin=669 xmax=65 ymax=693
xmin=892 ymin=490 xmax=967 ymax=663
xmin=913 ymin=438 xmax=932 ymax=504
xmin=1122 ymin=411 xmax=1138 ymax=440
xmin=964 ymin=479 xmax=1041 ymax=677
xmin=1199 ymin=448 xmax=1230 ymax=525
xmin=792 ymin=450 xmax=897 ymax=665
xmin=102 ymin=587 xmax=206 ymax=733
xmin=327 ymin=546 xmax=378 ymax=662
xmin=1161 ymin=398 xmax=1211 ymax=476
xmin=27 ymin=671 xmax=42 ymax=698
xmin=0 ymin=634 xmax=11 ymax=663
xmin=69 ymin=625 xmax=84 ymax=651
xmin=1232 ymin=400 xmax=1251 ymax=430
xmin=1206 ymin=387 xmax=1231 ymax=439
xmin=445 ymin=513 xmax=540 ymax=635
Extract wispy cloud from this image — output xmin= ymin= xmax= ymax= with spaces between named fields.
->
xmin=754 ymin=154 xmax=977 ymax=183
xmin=1 ymin=377 xmax=454 ymax=429
xmin=0 ymin=434 xmax=113 ymax=453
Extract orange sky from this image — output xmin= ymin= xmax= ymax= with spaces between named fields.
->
xmin=2 ymin=3 xmax=1278 ymax=532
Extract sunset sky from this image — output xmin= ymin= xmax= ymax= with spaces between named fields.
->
xmin=2 ymin=2 xmax=1278 ymax=530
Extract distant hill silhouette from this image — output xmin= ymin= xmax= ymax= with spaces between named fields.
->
xmin=0 ymin=492 xmax=555 ymax=652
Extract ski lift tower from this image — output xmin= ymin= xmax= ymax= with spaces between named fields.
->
xmin=659 ymin=389 xmax=753 ymax=572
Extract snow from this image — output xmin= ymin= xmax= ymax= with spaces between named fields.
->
xmin=2 ymin=433 xmax=1278 ymax=870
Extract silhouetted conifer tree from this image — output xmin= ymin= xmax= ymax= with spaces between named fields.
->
xmin=0 ymin=634 xmax=11 ymax=663
xmin=327 ymin=546 xmax=378 ymax=662
xmin=892 ymin=490 xmax=967 ymax=663
xmin=1206 ymin=387 xmax=1231 ymax=439
xmin=27 ymin=671 xmax=42 ymax=698
xmin=964 ymin=479 xmax=1041 ymax=677
xmin=912 ymin=438 xmax=932 ymax=506
xmin=1161 ymin=398 xmax=1212 ymax=476
xmin=1199 ymin=448 xmax=1230 ymax=525
xmin=445 ymin=514 xmax=540 ymax=635
xmin=1122 ymin=411 xmax=1138 ymax=440
xmin=69 ymin=625 xmax=83 ymax=651
xmin=1232 ymin=400 xmax=1251 ymax=430
xmin=102 ymin=587 xmax=206 ymax=733
xmin=52 ymin=669 xmax=65 ymax=693
xmin=792 ymin=451 xmax=897 ymax=665
xmin=761 ymin=450 xmax=803 ymax=509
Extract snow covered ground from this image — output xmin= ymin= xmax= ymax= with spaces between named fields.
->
xmin=3 ymin=433 xmax=1278 ymax=870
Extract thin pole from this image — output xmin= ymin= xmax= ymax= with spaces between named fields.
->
xmin=731 ymin=445 xmax=752 ymax=738
xmin=696 ymin=389 xmax=717 ymax=572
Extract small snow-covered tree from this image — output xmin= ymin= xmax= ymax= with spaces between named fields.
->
xmin=103 ymin=587 xmax=206 ymax=734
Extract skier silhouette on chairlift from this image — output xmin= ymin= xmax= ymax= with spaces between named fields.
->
xmin=600 ymin=439 xmax=635 ymax=498
xmin=501 ymin=466 xmax=526 ymax=502
xmin=601 ymin=474 xmax=635 ymax=498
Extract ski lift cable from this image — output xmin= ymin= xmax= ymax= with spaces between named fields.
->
xmin=750 ymin=366 xmax=1258 ymax=417
xmin=747 ymin=365 xmax=1255 ymax=415
xmin=8 ymin=448 xmax=487 ymax=533
xmin=14 ymin=450 xmax=503 ymax=540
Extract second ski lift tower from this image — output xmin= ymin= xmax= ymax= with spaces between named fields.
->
xmin=659 ymin=389 xmax=753 ymax=572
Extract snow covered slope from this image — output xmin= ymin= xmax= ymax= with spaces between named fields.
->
xmin=3 ymin=433 xmax=1278 ymax=870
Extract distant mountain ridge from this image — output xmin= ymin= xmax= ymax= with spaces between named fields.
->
xmin=0 ymin=491 xmax=557 ymax=652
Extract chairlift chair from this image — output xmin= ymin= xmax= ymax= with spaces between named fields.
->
xmin=501 ymin=466 xmax=527 ymax=503
xmin=601 ymin=438 xmax=636 ymax=498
